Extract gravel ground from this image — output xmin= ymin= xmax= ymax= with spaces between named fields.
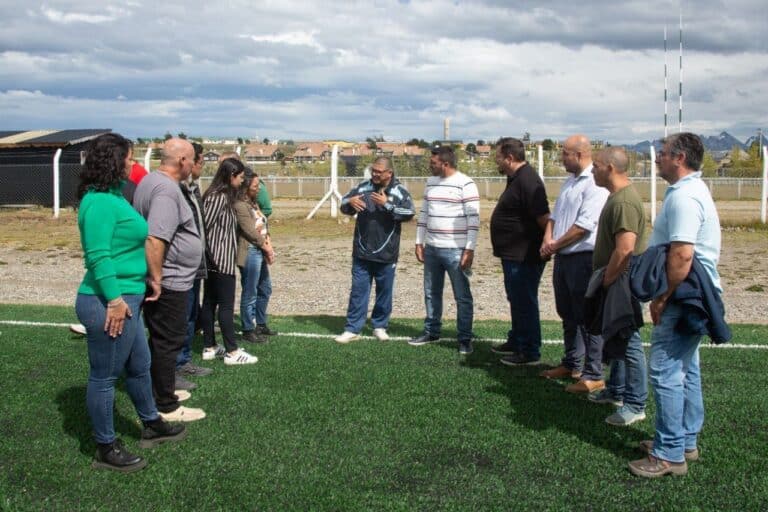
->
xmin=0 ymin=200 xmax=766 ymax=325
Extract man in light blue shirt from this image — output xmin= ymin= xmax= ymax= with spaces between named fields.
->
xmin=629 ymin=132 xmax=721 ymax=478
xmin=537 ymin=134 xmax=609 ymax=393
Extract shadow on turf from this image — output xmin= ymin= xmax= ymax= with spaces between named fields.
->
xmin=56 ymin=386 xmax=142 ymax=456
xmin=457 ymin=342 xmax=650 ymax=460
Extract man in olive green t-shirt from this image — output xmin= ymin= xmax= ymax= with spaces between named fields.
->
xmin=589 ymin=147 xmax=648 ymax=427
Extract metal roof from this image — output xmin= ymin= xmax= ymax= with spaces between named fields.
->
xmin=0 ymin=129 xmax=111 ymax=148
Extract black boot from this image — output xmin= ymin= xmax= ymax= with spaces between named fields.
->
xmin=242 ymin=330 xmax=268 ymax=344
xmin=92 ymin=439 xmax=147 ymax=473
xmin=255 ymin=324 xmax=278 ymax=336
xmin=140 ymin=417 xmax=188 ymax=448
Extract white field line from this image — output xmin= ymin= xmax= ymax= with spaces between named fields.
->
xmin=1 ymin=319 xmax=767 ymax=350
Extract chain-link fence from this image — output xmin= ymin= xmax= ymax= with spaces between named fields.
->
xmin=0 ymin=167 xmax=761 ymax=208
xmin=199 ymin=176 xmax=765 ymax=202
xmin=0 ymin=163 xmax=80 ymax=207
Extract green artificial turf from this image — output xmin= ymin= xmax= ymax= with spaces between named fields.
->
xmin=1 ymin=305 xmax=767 ymax=511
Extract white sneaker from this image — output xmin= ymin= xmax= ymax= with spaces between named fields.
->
xmin=202 ymin=345 xmax=225 ymax=361
xmin=224 ymin=349 xmax=258 ymax=365
xmin=334 ymin=331 xmax=360 ymax=344
xmin=372 ymin=328 xmax=390 ymax=341
xmin=159 ymin=405 xmax=206 ymax=422
xmin=175 ymin=390 xmax=191 ymax=402
xmin=69 ymin=323 xmax=87 ymax=336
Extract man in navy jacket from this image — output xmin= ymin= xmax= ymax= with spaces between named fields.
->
xmin=335 ymin=157 xmax=415 ymax=343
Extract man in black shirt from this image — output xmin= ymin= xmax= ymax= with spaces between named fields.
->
xmin=490 ymin=138 xmax=551 ymax=365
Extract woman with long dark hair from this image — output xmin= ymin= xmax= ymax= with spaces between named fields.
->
xmin=75 ymin=133 xmax=185 ymax=473
xmin=234 ymin=172 xmax=276 ymax=343
xmin=200 ymin=158 xmax=258 ymax=365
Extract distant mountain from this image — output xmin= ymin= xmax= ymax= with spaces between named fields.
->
xmin=744 ymin=135 xmax=765 ymax=149
xmin=623 ymin=131 xmax=747 ymax=154
xmin=700 ymin=132 xmax=746 ymax=152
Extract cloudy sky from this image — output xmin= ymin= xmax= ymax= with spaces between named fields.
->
xmin=1 ymin=0 xmax=766 ymax=143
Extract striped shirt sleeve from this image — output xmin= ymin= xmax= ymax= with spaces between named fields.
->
xmin=462 ymin=178 xmax=481 ymax=250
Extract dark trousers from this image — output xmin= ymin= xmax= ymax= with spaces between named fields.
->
xmin=201 ymin=271 xmax=238 ymax=353
xmin=143 ymin=287 xmax=189 ymax=413
xmin=502 ymin=259 xmax=546 ymax=359
xmin=176 ymin=279 xmax=201 ymax=369
xmin=553 ymin=251 xmax=604 ymax=380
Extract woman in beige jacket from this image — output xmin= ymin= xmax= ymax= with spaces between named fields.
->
xmin=235 ymin=172 xmax=276 ymax=343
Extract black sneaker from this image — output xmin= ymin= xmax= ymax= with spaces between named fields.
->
xmin=458 ymin=339 xmax=473 ymax=355
xmin=174 ymin=374 xmax=198 ymax=391
xmin=490 ymin=341 xmax=517 ymax=356
xmin=255 ymin=324 xmax=279 ymax=336
xmin=177 ymin=362 xmax=213 ymax=377
xmin=92 ymin=439 xmax=147 ymax=473
xmin=500 ymin=353 xmax=541 ymax=366
xmin=408 ymin=333 xmax=440 ymax=346
xmin=242 ymin=330 xmax=268 ymax=344
xmin=139 ymin=418 xmax=188 ymax=448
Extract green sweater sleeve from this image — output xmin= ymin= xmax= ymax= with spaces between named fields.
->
xmin=257 ymin=184 xmax=272 ymax=217
xmin=80 ymin=196 xmax=122 ymax=301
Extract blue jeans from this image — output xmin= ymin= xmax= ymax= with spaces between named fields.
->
xmin=553 ymin=252 xmax=604 ymax=379
xmin=240 ymin=246 xmax=272 ymax=332
xmin=76 ymin=293 xmax=159 ymax=444
xmin=176 ymin=279 xmax=201 ymax=368
xmin=605 ymin=331 xmax=648 ymax=412
xmin=649 ymin=302 xmax=704 ymax=463
xmin=502 ymin=259 xmax=545 ymax=359
xmin=423 ymin=245 xmax=473 ymax=341
xmin=344 ymin=257 xmax=396 ymax=333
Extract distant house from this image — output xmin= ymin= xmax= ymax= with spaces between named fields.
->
xmin=0 ymin=129 xmax=111 ymax=207
xmin=475 ymin=145 xmax=492 ymax=158
xmin=293 ymin=143 xmax=330 ymax=163
xmin=244 ymin=144 xmax=279 ymax=163
xmin=203 ymin=150 xmax=220 ymax=162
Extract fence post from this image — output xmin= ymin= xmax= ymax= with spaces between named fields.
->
xmin=538 ymin=145 xmax=544 ymax=180
xmin=144 ymin=147 xmax=151 ymax=170
xmin=649 ymin=145 xmax=657 ymax=225
xmin=761 ymin=146 xmax=767 ymax=223
xmin=737 ymin=179 xmax=741 ymax=200
xmin=52 ymin=148 xmax=62 ymax=219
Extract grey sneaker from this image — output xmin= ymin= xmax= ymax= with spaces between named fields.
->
xmin=588 ymin=389 xmax=624 ymax=407
xmin=408 ymin=333 xmax=439 ymax=346
xmin=458 ymin=339 xmax=473 ymax=355
xmin=177 ymin=362 xmax=213 ymax=377
xmin=605 ymin=406 xmax=646 ymax=426
xmin=174 ymin=374 xmax=197 ymax=391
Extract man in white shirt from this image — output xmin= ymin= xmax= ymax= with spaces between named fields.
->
xmin=538 ymin=135 xmax=609 ymax=393
xmin=409 ymin=146 xmax=481 ymax=355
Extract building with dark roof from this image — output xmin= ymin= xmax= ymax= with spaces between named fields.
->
xmin=0 ymin=129 xmax=111 ymax=207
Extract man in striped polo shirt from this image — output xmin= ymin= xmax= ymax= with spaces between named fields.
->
xmin=409 ymin=146 xmax=481 ymax=355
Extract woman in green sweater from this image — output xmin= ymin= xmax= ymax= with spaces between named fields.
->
xmin=75 ymin=133 xmax=185 ymax=473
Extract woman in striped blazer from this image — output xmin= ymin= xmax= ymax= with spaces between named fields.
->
xmin=200 ymin=158 xmax=258 ymax=365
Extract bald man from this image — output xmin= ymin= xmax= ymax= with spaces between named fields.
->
xmin=588 ymin=147 xmax=648 ymax=426
xmin=133 ymin=138 xmax=206 ymax=422
xmin=538 ymin=135 xmax=609 ymax=393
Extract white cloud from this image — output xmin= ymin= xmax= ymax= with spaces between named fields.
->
xmin=39 ymin=5 xmax=130 ymax=24
xmin=241 ymin=31 xmax=326 ymax=54
xmin=0 ymin=1 xmax=765 ymax=143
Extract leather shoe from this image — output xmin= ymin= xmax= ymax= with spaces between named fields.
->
xmin=140 ymin=418 xmax=188 ymax=448
xmin=565 ymin=379 xmax=606 ymax=394
xmin=92 ymin=439 xmax=147 ymax=473
xmin=540 ymin=365 xmax=582 ymax=380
